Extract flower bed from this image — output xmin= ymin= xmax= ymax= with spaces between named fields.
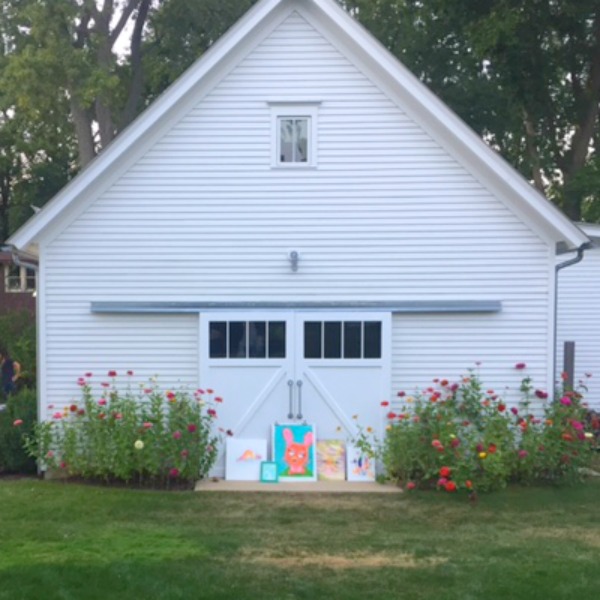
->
xmin=382 ymin=366 xmax=596 ymax=494
xmin=23 ymin=372 xmax=223 ymax=489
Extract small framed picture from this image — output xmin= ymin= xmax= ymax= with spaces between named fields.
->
xmin=260 ymin=461 xmax=279 ymax=483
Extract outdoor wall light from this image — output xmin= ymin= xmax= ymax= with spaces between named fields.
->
xmin=289 ymin=250 xmax=299 ymax=272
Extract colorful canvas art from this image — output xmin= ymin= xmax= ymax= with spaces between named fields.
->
xmin=225 ymin=438 xmax=267 ymax=481
xmin=272 ymin=423 xmax=317 ymax=482
xmin=316 ymin=440 xmax=346 ymax=481
xmin=346 ymin=444 xmax=376 ymax=482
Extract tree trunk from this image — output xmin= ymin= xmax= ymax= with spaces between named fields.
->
xmin=69 ymin=97 xmax=96 ymax=167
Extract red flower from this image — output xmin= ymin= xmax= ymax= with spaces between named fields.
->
xmin=85 ymin=372 xmax=93 ymax=378
xmin=206 ymin=388 xmax=214 ymax=394
xmin=69 ymin=404 xmax=78 ymax=412
xmin=108 ymin=370 xmax=117 ymax=377
xmin=397 ymin=391 xmax=406 ymax=397
xmin=439 ymin=466 xmax=451 ymax=478
xmin=465 ymin=480 xmax=473 ymax=490
xmin=535 ymin=389 xmax=549 ymax=399
xmin=169 ymin=468 xmax=180 ymax=478
xmin=515 ymin=363 xmax=527 ymax=370
xmin=406 ymin=481 xmax=416 ymax=491
xmin=98 ymin=399 xmax=107 ymax=406
xmin=440 ymin=379 xmax=449 ymax=387
xmin=101 ymin=382 xmax=110 ymax=388
xmin=387 ymin=411 xmax=397 ymax=419
xmin=450 ymin=438 xmax=460 ymax=448
xmin=181 ymin=449 xmax=189 ymax=458
xmin=13 ymin=419 xmax=23 ymax=427
xmin=380 ymin=401 xmax=390 ymax=407
xmin=445 ymin=481 xmax=457 ymax=493
xmin=166 ymin=391 xmax=176 ymax=402
xmin=207 ymin=408 xmax=217 ymax=418
xmin=187 ymin=424 xmax=197 ymax=433
xmin=497 ymin=403 xmax=506 ymax=412
xmin=215 ymin=396 xmax=223 ymax=403
xmin=561 ymin=371 xmax=569 ymax=381
xmin=143 ymin=422 xmax=153 ymax=429
xmin=488 ymin=443 xmax=497 ymax=454
xmin=562 ymin=433 xmax=573 ymax=442
xmin=77 ymin=409 xmax=85 ymax=416
xmin=127 ymin=370 xmax=134 ymax=376
xmin=173 ymin=430 xmax=182 ymax=440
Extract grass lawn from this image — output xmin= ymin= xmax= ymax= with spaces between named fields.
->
xmin=0 ymin=478 xmax=599 ymax=600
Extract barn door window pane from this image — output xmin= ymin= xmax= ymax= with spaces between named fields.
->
xmin=229 ymin=322 xmax=246 ymax=358
xmin=268 ymin=321 xmax=286 ymax=358
xmin=248 ymin=322 xmax=266 ymax=358
xmin=209 ymin=322 xmax=227 ymax=358
xmin=324 ymin=322 xmax=342 ymax=358
xmin=304 ymin=322 xmax=322 ymax=359
xmin=363 ymin=322 xmax=382 ymax=359
xmin=343 ymin=322 xmax=362 ymax=359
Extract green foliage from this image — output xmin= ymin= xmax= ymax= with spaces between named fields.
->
xmin=0 ymin=387 xmax=37 ymax=474
xmin=24 ymin=374 xmax=222 ymax=488
xmin=0 ymin=310 xmax=36 ymax=387
xmin=383 ymin=368 xmax=596 ymax=493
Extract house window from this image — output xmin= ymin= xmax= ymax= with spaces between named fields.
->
xmin=4 ymin=265 xmax=36 ymax=293
xmin=270 ymin=103 xmax=319 ymax=168
xmin=209 ymin=321 xmax=286 ymax=359
xmin=304 ymin=321 xmax=382 ymax=359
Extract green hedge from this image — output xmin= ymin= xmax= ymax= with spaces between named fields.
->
xmin=0 ymin=388 xmax=38 ymax=474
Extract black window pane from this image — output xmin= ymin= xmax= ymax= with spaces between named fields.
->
xmin=268 ymin=321 xmax=286 ymax=358
xmin=304 ymin=322 xmax=322 ymax=359
xmin=324 ymin=322 xmax=342 ymax=358
xmin=249 ymin=321 xmax=267 ymax=358
xmin=229 ymin=322 xmax=247 ymax=358
xmin=343 ymin=321 xmax=361 ymax=358
xmin=209 ymin=322 xmax=227 ymax=358
xmin=364 ymin=321 xmax=382 ymax=359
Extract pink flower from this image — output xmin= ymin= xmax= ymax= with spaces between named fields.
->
xmin=215 ymin=396 xmax=223 ymax=403
xmin=560 ymin=396 xmax=572 ymax=407
xmin=450 ymin=438 xmax=460 ymax=448
xmin=207 ymin=408 xmax=217 ymax=418
xmin=437 ymin=477 xmax=448 ymax=487
xmin=101 ymin=382 xmax=110 ymax=388
xmin=510 ymin=407 xmax=519 ymax=415
xmin=127 ymin=370 xmax=134 ymax=376
xmin=206 ymin=388 xmax=214 ymax=394
xmin=197 ymin=389 xmax=205 ymax=395
xmin=515 ymin=363 xmax=527 ymax=370
xmin=77 ymin=409 xmax=85 ymax=416
xmin=98 ymin=399 xmax=107 ymax=406
xmin=518 ymin=450 xmax=528 ymax=459
xmin=397 ymin=391 xmax=406 ymax=397
xmin=535 ymin=390 xmax=549 ymax=400
xmin=77 ymin=377 xmax=86 ymax=386
xmin=13 ymin=419 xmax=23 ymax=427
xmin=46 ymin=451 xmax=54 ymax=459
xmin=143 ymin=422 xmax=153 ymax=429
xmin=169 ymin=468 xmax=180 ymax=478
xmin=181 ymin=449 xmax=189 ymax=458
xmin=406 ymin=481 xmax=416 ymax=491
xmin=114 ymin=412 xmax=123 ymax=420
xmin=166 ymin=391 xmax=176 ymax=402
xmin=52 ymin=412 xmax=63 ymax=420
xmin=206 ymin=445 xmax=214 ymax=453
xmin=187 ymin=424 xmax=197 ymax=433
xmin=571 ymin=420 xmax=584 ymax=431
xmin=173 ymin=430 xmax=182 ymax=440
xmin=85 ymin=372 xmax=93 ymax=378
xmin=108 ymin=370 xmax=117 ymax=377
xmin=143 ymin=388 xmax=152 ymax=394
xmin=60 ymin=461 xmax=67 ymax=469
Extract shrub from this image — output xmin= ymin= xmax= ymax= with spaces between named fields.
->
xmin=0 ymin=310 xmax=37 ymax=389
xmin=383 ymin=367 xmax=596 ymax=494
xmin=0 ymin=388 xmax=38 ymax=474
xmin=24 ymin=373 xmax=222 ymax=489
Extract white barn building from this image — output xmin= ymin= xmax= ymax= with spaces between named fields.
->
xmin=557 ymin=223 xmax=600 ymax=410
xmin=7 ymin=0 xmax=590 ymax=475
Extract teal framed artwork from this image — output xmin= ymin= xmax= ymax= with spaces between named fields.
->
xmin=272 ymin=423 xmax=317 ymax=482
xmin=260 ymin=461 xmax=279 ymax=483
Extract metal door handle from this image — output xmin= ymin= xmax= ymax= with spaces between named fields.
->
xmin=296 ymin=380 xmax=303 ymax=420
xmin=287 ymin=379 xmax=294 ymax=419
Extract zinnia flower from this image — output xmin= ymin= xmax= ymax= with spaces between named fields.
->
xmin=169 ymin=468 xmax=180 ymax=478
xmin=560 ymin=396 xmax=572 ymax=406
xmin=215 ymin=396 xmax=223 ymax=403
xmin=108 ymin=370 xmax=117 ymax=377
xmin=535 ymin=390 xmax=548 ymax=400
xmin=207 ymin=409 xmax=217 ymax=418
xmin=143 ymin=421 xmax=153 ymax=429
xmin=173 ymin=430 xmax=182 ymax=440
xmin=98 ymin=399 xmax=107 ymax=406
xmin=406 ymin=481 xmax=416 ymax=491
xmin=518 ymin=450 xmax=528 ymax=459
xmin=439 ymin=466 xmax=452 ymax=478
xmin=380 ymin=401 xmax=390 ymax=407
xmin=515 ymin=363 xmax=527 ymax=370
xmin=134 ymin=440 xmax=144 ymax=450
xmin=479 ymin=452 xmax=487 ymax=459
xmin=13 ymin=419 xmax=23 ymax=427
xmin=187 ymin=424 xmax=197 ymax=433
xmin=444 ymin=481 xmax=457 ymax=493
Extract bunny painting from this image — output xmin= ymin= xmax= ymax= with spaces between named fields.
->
xmin=273 ymin=423 xmax=317 ymax=481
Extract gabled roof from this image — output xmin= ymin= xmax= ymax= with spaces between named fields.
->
xmin=8 ymin=0 xmax=590 ymax=252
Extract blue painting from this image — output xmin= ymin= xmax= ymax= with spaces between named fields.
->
xmin=272 ymin=423 xmax=317 ymax=482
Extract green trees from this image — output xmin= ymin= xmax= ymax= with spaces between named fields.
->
xmin=346 ymin=0 xmax=600 ymax=222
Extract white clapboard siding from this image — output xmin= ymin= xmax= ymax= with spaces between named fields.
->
xmin=557 ymin=243 xmax=600 ymax=410
xmin=42 ymin=12 xmax=554 ymax=411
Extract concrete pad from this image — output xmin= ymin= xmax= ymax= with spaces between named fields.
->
xmin=195 ymin=479 xmax=403 ymax=493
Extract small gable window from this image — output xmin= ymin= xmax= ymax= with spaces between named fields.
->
xmin=4 ymin=265 xmax=36 ymax=293
xmin=270 ymin=103 xmax=319 ymax=168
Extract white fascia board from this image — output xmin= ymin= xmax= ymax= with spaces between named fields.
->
xmin=7 ymin=0 xmax=288 ymax=251
xmin=305 ymin=0 xmax=590 ymax=250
